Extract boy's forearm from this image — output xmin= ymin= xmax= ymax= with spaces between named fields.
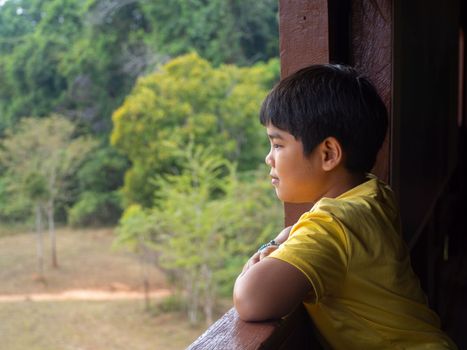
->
xmin=234 ymin=256 xmax=312 ymax=321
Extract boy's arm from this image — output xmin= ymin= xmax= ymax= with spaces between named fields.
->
xmin=234 ymin=255 xmax=312 ymax=321
xmin=233 ymin=226 xmax=312 ymax=321
xmin=234 ymin=225 xmax=312 ymax=321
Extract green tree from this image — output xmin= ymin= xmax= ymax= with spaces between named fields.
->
xmin=0 ymin=115 xmax=97 ymax=268
xmin=141 ymin=0 xmax=278 ymax=66
xmin=0 ymin=0 xmax=44 ymax=53
xmin=111 ymin=52 xmax=279 ymax=207
xmin=115 ymin=145 xmax=281 ymax=324
xmin=0 ymin=0 xmax=279 ymax=133
xmin=23 ymin=172 xmax=49 ymax=277
xmin=68 ymin=146 xmax=128 ymax=226
xmin=112 ymin=203 xmax=158 ymax=311
xmin=0 ymin=0 xmax=279 ymax=227
xmin=0 ymin=0 xmax=152 ymax=134
xmin=0 ymin=173 xmax=31 ymax=224
xmin=0 ymin=0 xmax=84 ymax=132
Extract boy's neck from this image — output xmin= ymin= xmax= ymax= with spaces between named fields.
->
xmin=321 ymin=170 xmax=367 ymax=200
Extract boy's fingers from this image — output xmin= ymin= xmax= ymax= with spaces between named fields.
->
xmin=243 ymin=252 xmax=260 ymax=272
xmin=259 ymin=245 xmax=278 ymax=260
xmin=243 ymin=244 xmax=280 ymax=273
xmin=250 ymin=253 xmax=260 ymax=265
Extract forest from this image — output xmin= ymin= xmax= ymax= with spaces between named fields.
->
xmin=0 ymin=0 xmax=283 ymax=326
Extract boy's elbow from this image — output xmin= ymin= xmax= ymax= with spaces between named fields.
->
xmin=233 ymin=258 xmax=309 ymax=321
xmin=234 ymin=292 xmax=263 ymax=321
xmin=233 ymin=281 xmax=275 ymax=322
xmin=234 ymin=297 xmax=267 ymax=322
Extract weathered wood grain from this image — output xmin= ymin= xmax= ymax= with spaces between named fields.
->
xmin=186 ymin=308 xmax=279 ymax=350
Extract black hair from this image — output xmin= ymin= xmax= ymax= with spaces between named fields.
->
xmin=259 ymin=64 xmax=388 ymax=173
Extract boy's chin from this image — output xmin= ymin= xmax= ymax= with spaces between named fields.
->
xmin=276 ymin=190 xmax=314 ymax=204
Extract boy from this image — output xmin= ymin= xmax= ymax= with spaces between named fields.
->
xmin=233 ymin=64 xmax=457 ymax=349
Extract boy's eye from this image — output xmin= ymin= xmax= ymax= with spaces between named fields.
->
xmin=272 ymin=144 xmax=282 ymax=149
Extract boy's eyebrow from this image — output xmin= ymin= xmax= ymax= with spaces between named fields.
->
xmin=267 ymin=132 xmax=285 ymax=140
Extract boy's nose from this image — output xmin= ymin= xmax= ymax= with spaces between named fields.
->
xmin=265 ymin=151 xmax=274 ymax=167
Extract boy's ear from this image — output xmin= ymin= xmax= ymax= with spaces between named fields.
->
xmin=319 ymin=137 xmax=343 ymax=171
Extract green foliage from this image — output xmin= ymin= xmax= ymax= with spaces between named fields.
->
xmin=0 ymin=0 xmax=151 ymax=134
xmin=23 ymin=172 xmax=49 ymax=202
xmin=0 ymin=0 xmax=279 ymax=230
xmin=115 ymin=145 xmax=282 ymax=323
xmin=65 ymin=146 xmax=127 ymax=226
xmin=68 ymin=191 xmax=122 ymax=227
xmin=111 ymin=53 xmax=279 ymax=206
xmin=0 ymin=115 xmax=98 ymax=221
xmin=0 ymin=0 xmax=278 ymax=134
xmin=0 ymin=175 xmax=31 ymax=223
xmin=55 ymin=0 xmax=152 ymax=133
xmin=0 ymin=0 xmax=45 ymax=52
xmin=77 ymin=146 xmax=129 ymax=193
xmin=141 ymin=0 xmax=278 ymax=66
xmin=113 ymin=203 xmax=152 ymax=251
xmin=0 ymin=0 xmax=85 ymax=132
xmin=151 ymin=294 xmax=186 ymax=316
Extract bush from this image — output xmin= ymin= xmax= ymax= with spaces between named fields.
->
xmin=151 ymin=294 xmax=186 ymax=316
xmin=68 ymin=191 xmax=122 ymax=227
xmin=0 ymin=176 xmax=32 ymax=224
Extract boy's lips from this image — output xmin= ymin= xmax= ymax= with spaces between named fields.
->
xmin=270 ymin=174 xmax=279 ymax=186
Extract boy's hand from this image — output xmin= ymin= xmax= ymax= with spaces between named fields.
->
xmin=242 ymin=251 xmax=261 ymax=273
xmin=274 ymin=226 xmax=292 ymax=245
xmin=259 ymin=245 xmax=279 ymax=261
xmin=241 ymin=225 xmax=292 ymax=274
xmin=242 ymin=243 xmax=280 ymax=273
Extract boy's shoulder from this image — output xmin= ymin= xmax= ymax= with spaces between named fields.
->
xmin=300 ymin=175 xmax=398 ymax=231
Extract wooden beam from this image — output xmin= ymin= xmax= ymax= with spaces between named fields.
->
xmin=351 ymin=0 xmax=392 ymax=184
xmin=279 ymin=0 xmax=329 ymax=78
xmin=280 ymin=0 xmax=331 ymax=226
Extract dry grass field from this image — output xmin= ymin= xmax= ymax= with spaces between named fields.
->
xmin=0 ymin=227 xmax=220 ymax=350
xmin=0 ymin=227 xmax=166 ymax=295
xmin=0 ymin=300 xmax=206 ymax=350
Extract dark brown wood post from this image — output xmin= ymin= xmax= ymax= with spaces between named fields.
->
xmin=279 ymin=0 xmax=329 ymax=78
xmin=279 ymin=0 xmax=331 ymax=227
xmin=351 ymin=0 xmax=392 ymax=185
xmin=392 ymin=0 xmax=460 ymax=245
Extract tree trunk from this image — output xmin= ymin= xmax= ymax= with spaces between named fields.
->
xmin=187 ymin=271 xmax=200 ymax=324
xmin=47 ymin=199 xmax=58 ymax=268
xmin=202 ymin=264 xmax=214 ymax=326
xmin=140 ymin=240 xmax=151 ymax=311
xmin=35 ymin=204 xmax=44 ymax=278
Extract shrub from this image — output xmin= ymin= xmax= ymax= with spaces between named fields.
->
xmin=68 ymin=191 xmax=122 ymax=227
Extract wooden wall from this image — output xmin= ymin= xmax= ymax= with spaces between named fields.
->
xmin=280 ymin=0 xmax=393 ymax=227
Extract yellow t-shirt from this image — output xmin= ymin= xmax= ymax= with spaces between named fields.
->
xmin=269 ymin=175 xmax=457 ymax=349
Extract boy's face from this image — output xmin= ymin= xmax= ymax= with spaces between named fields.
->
xmin=265 ymin=124 xmax=326 ymax=203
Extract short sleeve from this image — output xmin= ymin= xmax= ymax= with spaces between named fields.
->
xmin=269 ymin=211 xmax=349 ymax=303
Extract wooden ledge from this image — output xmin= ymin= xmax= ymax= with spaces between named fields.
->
xmin=187 ymin=305 xmax=323 ymax=349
